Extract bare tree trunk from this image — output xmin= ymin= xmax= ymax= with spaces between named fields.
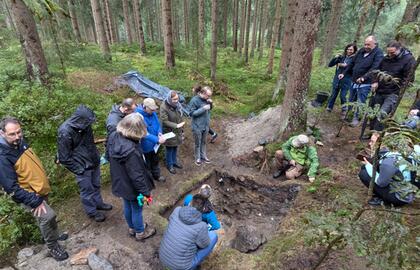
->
xmin=162 ymin=0 xmax=175 ymax=68
xmin=183 ymin=0 xmax=190 ymax=44
xmin=90 ymin=0 xmax=112 ymax=61
xmin=244 ymin=0 xmax=252 ymax=62
xmin=370 ymin=0 xmax=385 ymax=35
xmin=198 ymin=0 xmax=205 ymax=53
xmin=10 ymin=0 xmax=49 ymax=85
xmin=272 ymin=0 xmax=297 ymax=99
xmin=319 ymin=0 xmax=344 ymax=66
xmin=210 ymin=0 xmax=218 ymax=80
xmin=133 ymin=0 xmax=146 ymax=54
xmin=222 ymin=0 xmax=228 ymax=47
xmin=232 ymin=0 xmax=239 ymax=51
xmin=267 ymin=0 xmax=282 ymax=75
xmin=258 ymin=0 xmax=268 ymax=59
xmin=67 ymin=0 xmax=82 ymax=42
xmin=147 ymin=0 xmax=155 ymax=42
xmin=277 ymin=0 xmax=322 ymax=137
xmin=156 ymin=0 xmax=163 ymax=42
xmin=250 ymin=0 xmax=259 ymax=58
xmin=122 ymin=0 xmax=133 ymax=44
xmin=101 ymin=0 xmax=111 ymax=45
xmin=354 ymin=0 xmax=370 ymax=44
xmin=103 ymin=0 xmax=115 ymax=44
xmin=238 ymin=0 xmax=247 ymax=55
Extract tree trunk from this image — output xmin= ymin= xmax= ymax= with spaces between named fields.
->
xmin=222 ymin=0 xmax=228 ymax=47
xmin=101 ymin=0 xmax=111 ymax=45
xmin=156 ymin=0 xmax=163 ymax=42
xmin=183 ymin=0 xmax=190 ymax=44
xmin=133 ymin=0 xmax=146 ymax=54
xmin=277 ymin=0 xmax=322 ymax=137
xmin=198 ymin=0 xmax=205 ymax=53
xmin=67 ymin=0 xmax=82 ymax=42
xmin=90 ymin=0 xmax=111 ymax=61
xmin=272 ymin=0 xmax=297 ymax=99
xmin=210 ymin=0 xmax=218 ymax=80
xmin=232 ymin=0 xmax=239 ymax=51
xmin=319 ymin=0 xmax=344 ymax=66
xmin=147 ymin=0 xmax=155 ymax=42
xmin=103 ymin=0 xmax=116 ymax=44
xmin=244 ymin=0 xmax=252 ymax=62
xmin=122 ymin=0 xmax=133 ymax=44
xmin=258 ymin=0 xmax=268 ymax=59
xmin=354 ymin=0 xmax=370 ymax=44
xmin=238 ymin=0 xmax=247 ymax=55
xmin=10 ymin=0 xmax=49 ymax=85
xmin=370 ymin=0 xmax=385 ymax=35
xmin=396 ymin=0 xmax=420 ymax=44
xmin=250 ymin=0 xmax=259 ymax=58
xmin=162 ymin=0 xmax=175 ymax=68
xmin=266 ymin=0 xmax=282 ymax=75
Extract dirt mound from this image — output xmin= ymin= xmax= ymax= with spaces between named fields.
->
xmin=226 ymin=105 xmax=282 ymax=158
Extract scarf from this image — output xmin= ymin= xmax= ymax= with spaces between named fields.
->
xmin=166 ymin=90 xmax=183 ymax=117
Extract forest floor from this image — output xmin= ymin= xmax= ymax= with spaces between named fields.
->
xmin=8 ymin=90 xmax=419 ymax=270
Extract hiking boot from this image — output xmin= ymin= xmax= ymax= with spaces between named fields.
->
xmin=349 ymin=118 xmax=359 ymax=127
xmin=368 ymin=197 xmax=383 ymax=206
xmin=167 ymin=166 xmax=176 ymax=174
xmin=89 ymin=212 xmax=106 ymax=222
xmin=201 ymin=157 xmax=211 ymax=164
xmin=195 ymin=159 xmax=202 ymax=166
xmin=97 ymin=203 xmax=113 ymax=211
xmin=57 ymin=232 xmax=69 ymax=241
xmin=173 ymin=163 xmax=183 ymax=169
xmin=128 ymin=228 xmax=135 ymax=237
xmin=210 ymin=132 xmax=218 ymax=143
xmin=135 ymin=226 xmax=156 ymax=241
xmin=326 ymin=108 xmax=332 ymax=113
xmin=48 ymin=243 xmax=69 ymax=261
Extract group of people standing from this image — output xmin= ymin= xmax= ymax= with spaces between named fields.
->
xmin=0 ymin=84 xmax=219 ymax=268
xmin=326 ymin=36 xmax=416 ymax=131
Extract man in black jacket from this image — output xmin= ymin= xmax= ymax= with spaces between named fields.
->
xmin=57 ymin=105 xmax=112 ymax=222
xmin=369 ymin=41 xmax=416 ymax=131
xmin=339 ymin=35 xmax=384 ymax=127
xmin=106 ymin=98 xmax=137 ymax=135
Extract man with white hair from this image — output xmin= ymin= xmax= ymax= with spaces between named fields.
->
xmin=338 ymin=35 xmax=384 ymax=127
xmin=273 ymin=134 xmax=319 ymax=182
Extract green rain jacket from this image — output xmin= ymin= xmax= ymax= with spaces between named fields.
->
xmin=281 ymin=136 xmax=319 ymax=177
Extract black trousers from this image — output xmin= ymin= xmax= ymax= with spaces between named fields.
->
xmin=358 ymin=166 xmax=406 ymax=206
xmin=144 ymin=151 xmax=161 ymax=180
xmin=369 ymin=93 xmax=398 ymax=131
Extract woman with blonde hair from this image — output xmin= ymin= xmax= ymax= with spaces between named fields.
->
xmin=107 ymin=113 xmax=156 ymax=241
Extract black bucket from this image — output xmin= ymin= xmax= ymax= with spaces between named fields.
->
xmin=311 ymin=91 xmax=329 ymax=107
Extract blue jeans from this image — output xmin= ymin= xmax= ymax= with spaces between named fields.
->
xmin=75 ymin=166 xmax=104 ymax=216
xmin=189 ymin=231 xmax=218 ymax=270
xmin=327 ymin=76 xmax=351 ymax=111
xmin=349 ymin=84 xmax=371 ymax=118
xmin=165 ymin=146 xmax=178 ymax=167
xmin=123 ymin=198 xmax=144 ymax=233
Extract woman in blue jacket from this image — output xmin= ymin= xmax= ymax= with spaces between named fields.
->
xmin=136 ymin=98 xmax=166 ymax=182
xmin=326 ymin=43 xmax=357 ymax=118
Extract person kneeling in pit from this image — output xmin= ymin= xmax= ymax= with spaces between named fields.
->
xmin=273 ymin=134 xmax=319 ymax=182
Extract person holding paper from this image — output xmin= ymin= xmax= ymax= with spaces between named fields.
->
xmin=160 ymin=91 xmax=185 ymax=174
xmin=136 ymin=98 xmax=166 ymax=182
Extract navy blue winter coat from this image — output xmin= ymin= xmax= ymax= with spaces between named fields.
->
xmin=342 ymin=46 xmax=384 ymax=83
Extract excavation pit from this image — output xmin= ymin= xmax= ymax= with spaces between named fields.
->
xmin=161 ymin=171 xmax=301 ymax=253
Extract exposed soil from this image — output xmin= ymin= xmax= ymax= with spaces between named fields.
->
xmin=3 ymin=104 xmax=416 ymax=270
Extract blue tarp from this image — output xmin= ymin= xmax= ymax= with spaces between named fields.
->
xmin=121 ymin=71 xmax=189 ymax=114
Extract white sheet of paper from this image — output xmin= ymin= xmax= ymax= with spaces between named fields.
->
xmin=162 ymin=132 xmax=176 ymax=140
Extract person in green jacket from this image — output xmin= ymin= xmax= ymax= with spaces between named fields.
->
xmin=273 ymin=134 xmax=319 ymax=182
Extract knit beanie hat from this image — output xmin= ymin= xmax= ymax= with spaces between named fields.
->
xmin=199 ymin=184 xmax=212 ymax=198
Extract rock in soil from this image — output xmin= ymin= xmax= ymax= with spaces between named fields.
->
xmin=87 ymin=253 xmax=113 ymax=270
xmin=70 ymin=247 xmax=98 ymax=265
xmin=17 ymin=248 xmax=34 ymax=262
xmin=231 ymin=224 xmax=267 ymax=253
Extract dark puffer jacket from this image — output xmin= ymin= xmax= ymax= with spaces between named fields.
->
xmin=106 ymin=104 xmax=125 ymax=135
xmin=343 ymin=46 xmax=384 ymax=83
xmin=374 ymin=48 xmax=416 ymax=95
xmin=159 ymin=206 xmax=210 ymax=270
xmin=107 ymin=132 xmax=155 ymax=199
xmin=57 ymin=105 xmax=100 ymax=175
